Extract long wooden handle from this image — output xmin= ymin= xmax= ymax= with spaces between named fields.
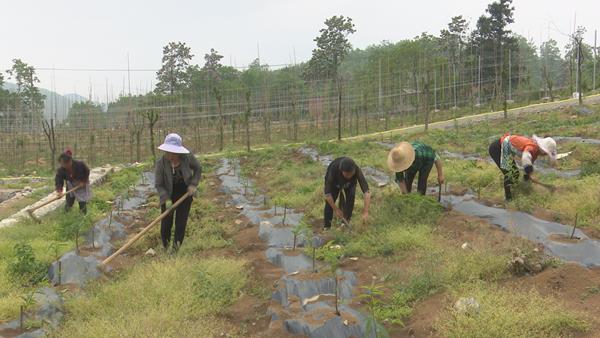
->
xmin=101 ymin=191 xmax=192 ymax=266
xmin=28 ymin=186 xmax=81 ymax=212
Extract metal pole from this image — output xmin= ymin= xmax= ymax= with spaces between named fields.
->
xmin=478 ymin=55 xmax=481 ymax=105
xmin=434 ymin=68 xmax=437 ymax=110
xmin=508 ymin=49 xmax=512 ymax=101
xmin=594 ymin=29 xmax=597 ymax=91
xmin=378 ymin=58 xmax=382 ymax=118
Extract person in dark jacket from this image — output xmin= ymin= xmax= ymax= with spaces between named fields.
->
xmin=323 ymin=157 xmax=371 ymax=230
xmin=55 ymin=149 xmax=91 ymax=214
xmin=155 ymin=133 xmax=201 ymax=250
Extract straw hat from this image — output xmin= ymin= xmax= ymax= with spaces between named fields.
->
xmin=158 ymin=133 xmax=190 ymax=154
xmin=387 ymin=142 xmax=416 ymax=172
xmin=532 ymin=135 xmax=557 ymax=161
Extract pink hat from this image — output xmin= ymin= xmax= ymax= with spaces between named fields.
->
xmin=158 ymin=133 xmax=190 ymax=154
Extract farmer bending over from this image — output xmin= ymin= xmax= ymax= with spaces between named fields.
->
xmin=323 ymin=157 xmax=370 ymax=230
xmin=55 ymin=149 xmax=91 ymax=214
xmin=489 ymin=133 xmax=557 ymax=201
xmin=155 ymin=133 xmax=201 ymax=250
xmin=387 ymin=141 xmax=444 ymax=195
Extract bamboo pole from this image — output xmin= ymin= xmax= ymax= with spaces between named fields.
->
xmin=101 ymin=191 xmax=191 ymax=266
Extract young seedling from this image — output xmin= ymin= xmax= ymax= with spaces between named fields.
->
xmin=47 ymin=242 xmax=65 ymax=285
xmin=359 ymin=283 xmax=389 ymax=338
xmin=108 ymin=210 xmax=113 ymax=231
xmin=570 ymin=213 xmax=579 ymax=239
xmin=321 ymin=242 xmax=343 ymax=316
xmin=291 ymin=222 xmax=311 ymax=250
xmin=311 ymin=236 xmax=320 ymax=273
xmin=19 ymin=291 xmax=37 ymax=330
xmin=282 ymin=204 xmax=287 ymax=225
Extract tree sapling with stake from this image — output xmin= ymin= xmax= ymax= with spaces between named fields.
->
xmin=321 ymin=241 xmax=344 ymax=316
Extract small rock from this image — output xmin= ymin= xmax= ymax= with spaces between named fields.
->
xmin=461 ymin=242 xmax=469 ymax=250
xmin=343 ymin=319 xmax=349 ymax=326
xmin=349 ymin=257 xmax=359 ymax=261
xmin=236 ymin=205 xmax=244 ymax=210
xmin=454 ymin=297 xmax=480 ymax=314
xmin=532 ymin=263 xmax=543 ymax=273
xmin=234 ymin=219 xmax=243 ymax=225
xmin=145 ymin=248 xmax=156 ymax=257
xmin=288 ymin=271 xmax=300 ymax=276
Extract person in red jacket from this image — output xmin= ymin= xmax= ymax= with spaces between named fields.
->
xmin=488 ymin=134 xmax=557 ymax=201
xmin=54 ymin=150 xmax=91 ymax=214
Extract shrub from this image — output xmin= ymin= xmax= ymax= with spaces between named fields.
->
xmin=7 ymin=242 xmax=47 ymax=286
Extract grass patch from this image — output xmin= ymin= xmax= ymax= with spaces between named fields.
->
xmin=436 ymin=283 xmax=589 ymax=338
xmin=52 ymin=256 xmax=247 ymax=337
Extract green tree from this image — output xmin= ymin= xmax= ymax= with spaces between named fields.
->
xmin=203 ymin=48 xmax=225 ymax=151
xmin=155 ymin=42 xmax=194 ymax=95
xmin=306 ymin=15 xmax=356 ymax=140
xmin=540 ymin=39 xmax=562 ymax=101
xmin=6 ymin=59 xmax=45 ymax=126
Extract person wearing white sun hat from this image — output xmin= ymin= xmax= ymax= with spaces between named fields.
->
xmin=155 ymin=133 xmax=202 ymax=250
xmin=489 ymin=133 xmax=557 ymax=201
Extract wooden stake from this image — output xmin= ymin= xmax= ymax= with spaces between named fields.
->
xmin=101 ymin=192 xmax=191 ymax=267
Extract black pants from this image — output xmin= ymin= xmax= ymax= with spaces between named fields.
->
xmin=489 ymin=138 xmax=520 ymax=200
xmin=324 ymin=183 xmax=356 ymax=228
xmin=160 ymin=183 xmax=193 ymax=249
xmin=65 ymin=195 xmax=87 ymax=214
xmin=404 ymin=160 xmax=435 ymax=195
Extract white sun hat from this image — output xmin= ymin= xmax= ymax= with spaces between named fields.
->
xmin=532 ymin=135 xmax=557 ymax=161
xmin=158 ymin=133 xmax=190 ymax=154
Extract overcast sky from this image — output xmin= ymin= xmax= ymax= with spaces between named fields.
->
xmin=1 ymin=0 xmax=598 ymax=100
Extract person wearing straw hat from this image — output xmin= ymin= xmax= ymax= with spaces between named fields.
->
xmin=488 ymin=133 xmax=557 ymax=201
xmin=55 ymin=149 xmax=91 ymax=214
xmin=155 ymin=133 xmax=201 ymax=250
xmin=323 ymin=157 xmax=371 ymax=230
xmin=388 ymin=141 xmax=445 ymax=195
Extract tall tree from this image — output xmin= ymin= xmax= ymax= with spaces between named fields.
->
xmin=473 ymin=0 xmax=515 ymax=116
xmin=540 ymin=39 xmax=562 ymax=101
xmin=203 ymin=48 xmax=225 ymax=151
xmin=6 ymin=59 xmax=45 ymax=126
xmin=306 ymin=15 xmax=356 ymax=140
xmin=155 ymin=42 xmax=194 ymax=95
xmin=570 ymin=27 xmax=586 ymax=106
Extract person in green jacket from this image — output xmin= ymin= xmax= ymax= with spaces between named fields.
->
xmin=387 ymin=141 xmax=444 ymax=195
